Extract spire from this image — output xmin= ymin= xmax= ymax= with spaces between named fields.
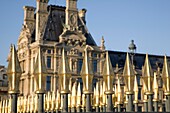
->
xmin=153 ymin=73 xmax=158 ymax=100
xmin=162 ymin=55 xmax=170 ymax=93
xmin=33 ymin=47 xmax=47 ymax=92
xmin=134 ymin=75 xmax=138 ymax=102
xmin=123 ymin=53 xmax=135 ymax=76
xmin=123 ymin=53 xmax=135 ymax=92
xmin=103 ymin=51 xmax=114 ymax=76
xmin=58 ymin=48 xmax=71 ymax=74
xmin=7 ymin=44 xmax=22 ymax=93
xmin=80 ymin=48 xmax=93 ymax=93
xmin=103 ymin=51 xmax=115 ymax=93
xmin=142 ymin=54 xmax=154 ymax=92
xmin=80 ymin=49 xmax=93 ymax=75
xmin=143 ymin=54 xmax=153 ymax=77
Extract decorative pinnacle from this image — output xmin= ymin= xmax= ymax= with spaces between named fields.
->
xmin=162 ymin=55 xmax=170 ymax=93
xmin=103 ymin=51 xmax=115 ymax=93
xmin=134 ymin=76 xmax=138 ymax=101
xmin=143 ymin=54 xmax=153 ymax=77
xmin=80 ymin=48 xmax=93 ymax=75
xmin=101 ymin=36 xmax=105 ymax=50
xmin=123 ymin=53 xmax=135 ymax=93
xmin=77 ymin=82 xmax=81 ymax=106
xmin=153 ymin=73 xmax=158 ymax=100
xmin=58 ymin=48 xmax=71 ymax=74
xmin=33 ymin=47 xmax=47 ymax=93
xmin=142 ymin=54 xmax=154 ymax=93
xmin=123 ymin=53 xmax=135 ymax=76
xmin=103 ymin=51 xmax=115 ymax=76
xmin=7 ymin=44 xmax=22 ymax=94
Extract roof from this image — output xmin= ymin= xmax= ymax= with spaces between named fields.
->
xmin=108 ymin=50 xmax=170 ymax=71
xmin=31 ymin=5 xmax=97 ymax=46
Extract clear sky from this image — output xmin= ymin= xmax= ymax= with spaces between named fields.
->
xmin=0 ymin=0 xmax=170 ymax=66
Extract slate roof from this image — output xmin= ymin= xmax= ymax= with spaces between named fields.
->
xmin=31 ymin=5 xmax=97 ymax=46
xmin=108 ymin=50 xmax=170 ymax=71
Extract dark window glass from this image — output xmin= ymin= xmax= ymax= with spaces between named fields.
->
xmin=47 ymin=50 xmax=51 ymax=54
xmin=93 ymin=60 xmax=97 ymax=73
xmin=46 ymin=76 xmax=51 ymax=91
xmin=47 ymin=56 xmax=51 ymax=68
xmin=78 ymin=59 xmax=83 ymax=73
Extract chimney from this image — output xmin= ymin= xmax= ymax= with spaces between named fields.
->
xmin=23 ymin=6 xmax=36 ymax=32
xmin=79 ymin=8 xmax=87 ymax=24
xmin=35 ymin=0 xmax=49 ymax=41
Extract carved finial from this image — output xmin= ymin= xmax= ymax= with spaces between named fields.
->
xmin=7 ymin=44 xmax=22 ymax=94
xmin=101 ymin=36 xmax=105 ymax=50
xmin=123 ymin=53 xmax=135 ymax=92
xmin=134 ymin=75 xmax=139 ymax=102
xmin=33 ymin=47 xmax=47 ymax=93
xmin=162 ymin=55 xmax=170 ymax=93
xmin=142 ymin=54 xmax=154 ymax=93
xmin=103 ymin=51 xmax=115 ymax=93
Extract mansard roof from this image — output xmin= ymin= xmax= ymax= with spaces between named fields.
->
xmin=108 ymin=50 xmax=170 ymax=71
xmin=31 ymin=5 xmax=97 ymax=46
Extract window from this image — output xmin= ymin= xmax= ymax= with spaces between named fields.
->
xmin=47 ymin=50 xmax=51 ymax=54
xmin=46 ymin=76 xmax=51 ymax=91
xmin=78 ymin=59 xmax=83 ymax=73
xmin=93 ymin=60 xmax=97 ymax=73
xmin=47 ymin=56 xmax=51 ymax=69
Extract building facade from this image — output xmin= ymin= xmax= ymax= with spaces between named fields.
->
xmin=5 ymin=0 xmax=170 ymax=112
xmin=0 ymin=65 xmax=8 ymax=100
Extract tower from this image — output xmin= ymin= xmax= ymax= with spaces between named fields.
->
xmin=35 ymin=0 xmax=49 ymax=41
xmin=65 ymin=0 xmax=78 ymax=30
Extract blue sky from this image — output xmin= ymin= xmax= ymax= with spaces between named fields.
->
xmin=0 ymin=0 xmax=170 ymax=66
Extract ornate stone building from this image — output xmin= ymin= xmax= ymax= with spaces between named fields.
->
xmin=17 ymin=0 xmax=104 ymax=96
xmin=15 ymin=0 xmax=169 ymax=104
xmin=0 ymin=65 xmax=8 ymax=100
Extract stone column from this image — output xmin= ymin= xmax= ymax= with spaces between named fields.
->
xmin=153 ymin=99 xmax=158 ymax=112
xmin=62 ymin=94 xmax=68 ymax=112
xmin=126 ymin=94 xmax=133 ymax=112
xmin=10 ymin=94 xmax=17 ymax=113
xmin=37 ymin=93 xmax=44 ymax=113
xmin=134 ymin=101 xmax=138 ymax=112
xmin=117 ymin=103 xmax=121 ymax=112
xmin=76 ymin=106 xmax=81 ymax=112
xmin=166 ymin=95 xmax=170 ymax=112
xmin=143 ymin=100 xmax=148 ymax=112
xmin=147 ymin=94 xmax=153 ymax=112
xmin=85 ymin=94 xmax=91 ymax=112
xmin=106 ymin=94 xmax=113 ymax=112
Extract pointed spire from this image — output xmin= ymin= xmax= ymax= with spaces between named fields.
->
xmin=123 ymin=53 xmax=135 ymax=92
xmin=142 ymin=54 xmax=154 ymax=92
xmin=58 ymin=48 xmax=71 ymax=74
xmin=80 ymin=48 xmax=93 ymax=75
xmin=7 ymin=44 xmax=22 ymax=93
xmin=123 ymin=53 xmax=135 ymax=76
xmin=134 ymin=75 xmax=139 ymax=102
xmin=153 ymin=73 xmax=158 ymax=100
xmin=143 ymin=54 xmax=153 ymax=77
xmin=103 ymin=51 xmax=114 ymax=93
xmin=33 ymin=47 xmax=47 ymax=92
xmin=103 ymin=51 xmax=114 ymax=76
xmin=80 ymin=48 xmax=93 ymax=93
xmin=71 ymin=82 xmax=76 ymax=107
xmin=162 ymin=55 xmax=170 ymax=92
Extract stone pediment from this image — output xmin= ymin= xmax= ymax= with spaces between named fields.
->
xmin=59 ymin=30 xmax=86 ymax=46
